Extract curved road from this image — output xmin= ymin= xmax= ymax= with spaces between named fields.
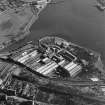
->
xmin=1 ymin=0 xmax=105 ymax=64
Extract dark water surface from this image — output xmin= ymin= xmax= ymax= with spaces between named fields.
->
xmin=31 ymin=0 xmax=105 ymax=61
xmin=2 ymin=0 xmax=105 ymax=63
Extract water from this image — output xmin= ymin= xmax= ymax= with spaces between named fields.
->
xmin=1 ymin=0 xmax=105 ymax=63
xmin=30 ymin=0 xmax=105 ymax=62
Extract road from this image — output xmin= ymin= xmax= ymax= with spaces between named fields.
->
xmin=0 ymin=0 xmax=105 ymax=64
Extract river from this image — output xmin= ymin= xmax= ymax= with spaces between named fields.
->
xmin=31 ymin=0 xmax=105 ymax=62
xmin=1 ymin=0 xmax=105 ymax=63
